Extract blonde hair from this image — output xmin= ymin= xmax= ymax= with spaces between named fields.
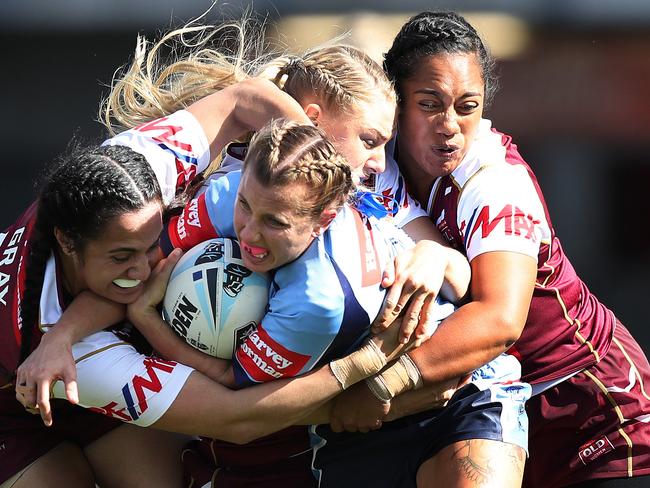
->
xmin=258 ymin=45 xmax=396 ymax=115
xmin=100 ymin=16 xmax=265 ymax=136
xmin=244 ymin=119 xmax=353 ymax=220
xmin=100 ymin=17 xmax=396 ymax=136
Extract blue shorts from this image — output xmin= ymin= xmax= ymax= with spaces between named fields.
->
xmin=311 ymin=379 xmax=530 ymax=487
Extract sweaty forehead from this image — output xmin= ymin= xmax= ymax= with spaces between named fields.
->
xmin=356 ymin=98 xmax=396 ymax=139
xmin=408 ymin=52 xmax=484 ymax=89
xmin=240 ymin=171 xmax=310 ymax=214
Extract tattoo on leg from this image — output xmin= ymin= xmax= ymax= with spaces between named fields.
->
xmin=452 ymin=440 xmax=493 ymax=486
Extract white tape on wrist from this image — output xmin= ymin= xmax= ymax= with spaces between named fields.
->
xmin=329 ymin=339 xmax=387 ymax=390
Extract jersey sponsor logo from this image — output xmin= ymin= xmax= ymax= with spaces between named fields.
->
xmin=578 ymin=436 xmax=614 ymax=465
xmin=135 ymin=117 xmax=200 ymax=187
xmin=236 ymin=322 xmax=310 ymax=382
xmin=351 ymin=210 xmax=382 ymax=287
xmin=0 ymin=227 xmax=25 ymax=307
xmin=89 ymin=357 xmax=178 ymax=422
xmin=464 ymin=204 xmax=541 ymax=249
xmin=135 ymin=117 xmax=192 ymax=152
xmin=173 ymin=194 xmax=217 ymax=247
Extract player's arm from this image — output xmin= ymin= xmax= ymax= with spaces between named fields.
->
xmin=376 ymin=216 xmax=471 ymax=344
xmin=409 ymin=250 xmax=536 ymax=383
xmin=147 ymin=317 xmax=410 ymax=444
xmin=126 ymin=249 xmax=231 ymax=383
xmin=401 ymin=216 xmax=471 ymax=302
xmin=187 ymin=77 xmax=311 ymax=160
xmin=15 ymin=291 xmax=125 ymax=426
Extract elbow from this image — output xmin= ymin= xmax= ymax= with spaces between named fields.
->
xmin=495 ymin=314 xmax=525 ymax=348
xmin=217 ymin=423 xmax=261 ymax=445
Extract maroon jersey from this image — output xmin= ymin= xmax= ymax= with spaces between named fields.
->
xmin=400 ymin=120 xmax=615 ymax=384
xmin=0 ymin=204 xmax=38 ymax=385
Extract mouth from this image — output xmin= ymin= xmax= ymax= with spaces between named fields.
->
xmin=433 ymin=144 xmax=460 ymax=159
xmin=241 ymin=242 xmax=269 ymax=260
xmin=113 ymin=278 xmax=142 ymax=289
xmin=359 ymin=173 xmax=376 ymax=190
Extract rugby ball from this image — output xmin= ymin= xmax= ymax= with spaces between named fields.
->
xmin=162 ymin=238 xmax=270 ymax=359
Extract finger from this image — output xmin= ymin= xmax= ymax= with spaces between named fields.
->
xmin=400 ymin=292 xmax=427 ymax=344
xmin=370 ymin=419 xmax=383 ymax=431
xmin=380 ymin=256 xmax=396 ymax=288
xmin=16 ymin=383 xmax=37 ymax=408
xmin=36 ymin=379 xmax=53 ymax=427
xmin=329 ymin=415 xmax=344 ymax=433
xmin=65 ymin=379 xmax=79 ymax=405
xmin=414 ymin=295 xmax=436 ymax=343
xmin=374 ymin=284 xmax=412 ymax=333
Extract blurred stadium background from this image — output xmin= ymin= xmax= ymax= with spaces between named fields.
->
xmin=1 ymin=0 xmax=648 ymax=348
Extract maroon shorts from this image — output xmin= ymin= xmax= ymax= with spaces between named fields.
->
xmin=0 ymin=386 xmax=120 ymax=483
xmin=524 ymin=322 xmax=650 ymax=488
xmin=182 ymin=426 xmax=316 ymax=487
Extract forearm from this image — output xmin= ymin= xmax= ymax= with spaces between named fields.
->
xmin=52 ymin=290 xmax=126 ymax=343
xmin=130 ymin=309 xmax=229 ymax=382
xmin=188 ymin=78 xmax=310 ymax=158
xmin=409 ymin=302 xmax=519 ymax=384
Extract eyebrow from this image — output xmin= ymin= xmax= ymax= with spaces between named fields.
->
xmin=368 ymin=128 xmax=392 ymax=142
xmin=414 ymin=88 xmax=482 ymax=98
xmin=108 ymin=237 xmax=160 ymax=254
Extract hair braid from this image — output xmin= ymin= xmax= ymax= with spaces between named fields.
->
xmin=244 ymin=120 xmax=353 ymax=219
xmin=384 ymin=11 xmax=498 ymax=105
xmin=18 ymin=143 xmax=162 ymax=363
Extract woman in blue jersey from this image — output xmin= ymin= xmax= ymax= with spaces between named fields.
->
xmin=1 ymin=87 xmax=410 ymax=488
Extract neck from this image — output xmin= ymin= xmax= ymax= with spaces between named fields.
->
xmin=396 ymin=147 xmax=435 ymax=209
xmin=56 ymin=249 xmax=82 ymax=297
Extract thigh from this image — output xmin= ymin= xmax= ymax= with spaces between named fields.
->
xmin=84 ymin=422 xmax=191 ymax=488
xmin=1 ymin=441 xmax=95 ymax=488
xmin=417 ymin=439 xmax=526 ymax=488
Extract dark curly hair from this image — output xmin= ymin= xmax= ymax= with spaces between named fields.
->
xmin=384 ymin=11 xmax=498 ymax=106
xmin=19 ymin=143 xmax=162 ymax=362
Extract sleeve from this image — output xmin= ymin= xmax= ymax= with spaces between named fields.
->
xmin=160 ymin=172 xmax=240 ymax=255
xmin=458 ymin=165 xmax=549 ymax=262
xmin=375 ymin=152 xmax=427 ymax=228
xmin=232 ymin=264 xmax=345 ymax=387
xmin=102 ymin=110 xmax=211 ymax=204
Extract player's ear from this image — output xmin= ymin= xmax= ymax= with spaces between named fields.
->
xmin=312 ymin=208 xmax=337 ymax=237
xmin=304 ymin=103 xmax=323 ymax=127
xmin=54 ymin=228 xmax=75 ymax=255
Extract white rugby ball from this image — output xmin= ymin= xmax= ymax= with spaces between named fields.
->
xmin=162 ymin=238 xmax=270 ymax=359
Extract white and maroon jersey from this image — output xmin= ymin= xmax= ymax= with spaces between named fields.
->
xmin=0 ymin=205 xmax=36 ymax=384
xmin=102 ymin=110 xmax=212 ymax=205
xmin=366 ymin=150 xmax=427 ymax=229
xmin=387 ymin=119 xmax=614 ymax=385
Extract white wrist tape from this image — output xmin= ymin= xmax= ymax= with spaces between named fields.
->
xmin=329 ymin=339 xmax=388 ymax=390
xmin=365 ymin=354 xmax=423 ymax=403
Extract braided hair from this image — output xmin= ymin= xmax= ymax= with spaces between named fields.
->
xmin=243 ymin=119 xmax=354 ymax=220
xmin=259 ymin=44 xmax=396 ymax=116
xmin=384 ymin=11 xmax=498 ymax=105
xmin=19 ymin=144 xmax=162 ymax=361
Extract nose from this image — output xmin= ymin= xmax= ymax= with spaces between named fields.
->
xmin=126 ymin=253 xmax=152 ymax=282
xmin=237 ymin=217 xmax=262 ymax=244
xmin=436 ymin=108 xmax=460 ymax=137
xmin=364 ymin=147 xmax=386 ymax=176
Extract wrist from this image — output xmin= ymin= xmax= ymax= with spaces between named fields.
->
xmin=365 ymin=354 xmax=423 ymax=403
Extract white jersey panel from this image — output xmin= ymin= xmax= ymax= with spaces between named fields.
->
xmin=103 ymin=110 xmax=211 ymax=204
